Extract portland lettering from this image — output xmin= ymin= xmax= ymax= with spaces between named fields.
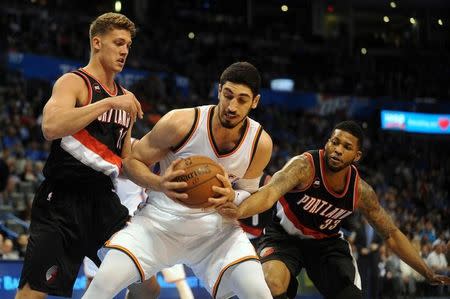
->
xmin=296 ymin=194 xmax=352 ymax=220
xmin=97 ymin=109 xmax=131 ymax=127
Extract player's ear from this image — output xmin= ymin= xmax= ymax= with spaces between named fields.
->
xmin=251 ymin=94 xmax=260 ymax=109
xmin=354 ymin=150 xmax=362 ymax=163
xmin=92 ymin=36 xmax=101 ymax=51
xmin=218 ymin=84 xmax=222 ymax=100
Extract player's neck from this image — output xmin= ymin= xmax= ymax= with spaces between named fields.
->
xmin=211 ymin=107 xmax=246 ymax=151
xmin=84 ymin=59 xmax=117 ymax=91
xmin=323 ymin=165 xmax=349 ymax=191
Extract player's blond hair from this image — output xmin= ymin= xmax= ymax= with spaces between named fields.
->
xmin=89 ymin=12 xmax=136 ymax=39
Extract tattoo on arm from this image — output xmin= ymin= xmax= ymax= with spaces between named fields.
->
xmin=269 ymin=154 xmax=313 ymax=197
xmin=358 ymin=179 xmax=398 ymax=239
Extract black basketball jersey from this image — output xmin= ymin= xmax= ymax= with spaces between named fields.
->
xmin=239 ymin=173 xmax=275 ymax=238
xmin=275 ymin=149 xmax=359 ymax=239
xmin=43 ymin=69 xmax=130 ymax=183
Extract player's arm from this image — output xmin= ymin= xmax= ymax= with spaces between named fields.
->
xmin=357 ymin=179 xmax=450 ymax=285
xmin=42 ymin=74 xmax=143 ymax=140
xmin=209 ymin=130 xmax=273 ymax=207
xmin=123 ymin=109 xmax=195 ymax=199
xmin=218 ymin=154 xmax=314 ymax=219
xmin=120 ymin=88 xmax=137 ymax=159
xmin=242 ymin=130 xmax=273 ymax=179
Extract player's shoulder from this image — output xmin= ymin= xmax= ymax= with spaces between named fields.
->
xmin=53 ymin=72 xmax=86 ymax=91
xmin=357 ymin=177 xmax=375 ymax=197
xmin=164 ymin=107 xmax=197 ymax=121
xmin=294 ymin=152 xmax=313 ymax=163
xmin=156 ymin=108 xmax=197 ymax=134
xmin=256 ymin=129 xmax=273 ymax=154
xmin=288 ymin=153 xmax=315 ymax=173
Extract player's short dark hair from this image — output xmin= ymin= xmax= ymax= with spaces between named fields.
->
xmin=333 ymin=121 xmax=364 ymax=149
xmin=219 ymin=62 xmax=261 ymax=97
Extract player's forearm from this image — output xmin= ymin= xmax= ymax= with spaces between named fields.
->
xmin=42 ymin=99 xmax=113 ymax=140
xmin=386 ymin=229 xmax=434 ymax=280
xmin=123 ymin=157 xmax=160 ymax=190
xmin=121 ymin=122 xmax=134 ymax=159
xmin=238 ymin=185 xmax=278 ymax=219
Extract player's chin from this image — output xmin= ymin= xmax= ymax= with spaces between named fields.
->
xmin=224 ymin=119 xmax=241 ymax=129
xmin=327 ymin=159 xmax=344 ymax=172
xmin=114 ymin=65 xmax=124 ymax=72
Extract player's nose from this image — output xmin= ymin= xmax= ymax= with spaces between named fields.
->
xmin=334 ymin=145 xmax=344 ymax=155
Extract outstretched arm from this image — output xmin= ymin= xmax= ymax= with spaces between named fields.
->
xmin=218 ymin=154 xmax=314 ymax=219
xmin=208 ymin=129 xmax=273 ymax=207
xmin=357 ymin=179 xmax=450 ymax=285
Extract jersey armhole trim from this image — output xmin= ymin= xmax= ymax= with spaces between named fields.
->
xmin=72 ymin=70 xmax=92 ymax=107
xmin=172 ymin=108 xmax=199 ymax=152
xmin=249 ymin=125 xmax=263 ymax=164
xmin=352 ymin=165 xmax=360 ymax=210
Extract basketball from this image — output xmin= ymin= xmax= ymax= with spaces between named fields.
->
xmin=173 ymin=156 xmax=225 ymax=208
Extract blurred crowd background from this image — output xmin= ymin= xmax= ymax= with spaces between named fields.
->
xmin=0 ymin=0 xmax=449 ymax=298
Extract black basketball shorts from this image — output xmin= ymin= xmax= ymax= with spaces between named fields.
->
xmin=18 ymin=178 xmax=129 ymax=297
xmin=257 ymin=222 xmax=361 ymax=299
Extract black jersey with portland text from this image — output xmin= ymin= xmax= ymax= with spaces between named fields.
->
xmin=43 ymin=69 xmax=131 ymax=183
xmin=275 ymin=149 xmax=360 ymax=239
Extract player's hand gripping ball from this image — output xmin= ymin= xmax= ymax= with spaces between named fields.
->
xmin=173 ymin=156 xmax=225 ymax=208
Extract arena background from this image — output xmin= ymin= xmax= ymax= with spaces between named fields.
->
xmin=0 ymin=0 xmax=449 ymax=298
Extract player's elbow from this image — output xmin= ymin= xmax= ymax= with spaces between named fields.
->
xmin=42 ymin=122 xmax=59 ymax=141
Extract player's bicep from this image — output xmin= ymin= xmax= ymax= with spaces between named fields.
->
xmin=43 ymin=74 xmax=83 ymax=119
xmin=130 ymin=130 xmax=168 ymax=166
xmin=357 ymin=179 xmax=398 ymax=239
xmin=268 ymin=154 xmax=313 ymax=197
xmin=130 ymin=109 xmax=193 ymax=165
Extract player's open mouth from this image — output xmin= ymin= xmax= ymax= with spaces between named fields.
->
xmin=224 ymin=113 xmax=237 ymax=120
xmin=330 ymin=156 xmax=341 ymax=162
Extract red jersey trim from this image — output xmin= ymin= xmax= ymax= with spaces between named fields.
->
xmin=239 ymin=222 xmax=263 ymax=237
xmin=279 ymin=196 xmax=336 ymax=239
xmin=79 ymin=68 xmax=118 ymax=96
xmin=72 ymin=70 xmax=92 ymax=106
xmin=352 ymin=165 xmax=360 ymax=210
xmin=72 ymin=129 xmax=122 ymax=169
xmin=319 ymin=149 xmax=352 ymax=198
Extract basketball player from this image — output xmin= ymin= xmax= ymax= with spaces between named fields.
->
xmin=83 ymin=62 xmax=274 ymax=299
xmin=16 ymin=13 xmax=143 ymax=299
xmin=239 ymin=173 xmax=275 ymax=248
xmin=83 ymin=148 xmax=194 ymax=299
xmin=216 ymin=121 xmax=450 ymax=299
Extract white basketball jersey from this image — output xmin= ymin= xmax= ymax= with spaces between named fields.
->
xmin=114 ymin=177 xmax=147 ymax=216
xmin=140 ymin=105 xmax=262 ymax=230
